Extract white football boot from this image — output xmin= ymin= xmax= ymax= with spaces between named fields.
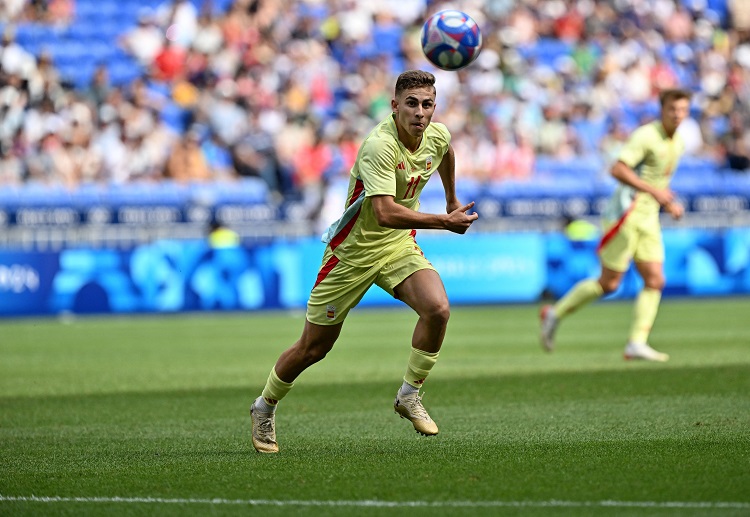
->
xmin=624 ymin=342 xmax=669 ymax=362
xmin=250 ymin=402 xmax=279 ymax=453
xmin=394 ymin=391 xmax=439 ymax=436
xmin=539 ymin=305 xmax=558 ymax=352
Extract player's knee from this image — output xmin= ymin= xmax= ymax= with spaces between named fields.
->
xmin=600 ymin=278 xmax=620 ymax=294
xmin=423 ymin=299 xmax=450 ymax=326
xmin=645 ymin=275 xmax=665 ymax=291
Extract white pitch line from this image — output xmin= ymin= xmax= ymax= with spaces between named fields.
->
xmin=1 ymin=495 xmax=749 ymax=509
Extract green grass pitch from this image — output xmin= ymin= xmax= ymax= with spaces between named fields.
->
xmin=1 ymin=298 xmax=749 ymax=516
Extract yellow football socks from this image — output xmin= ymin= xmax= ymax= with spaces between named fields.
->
xmin=404 ymin=347 xmax=439 ymax=388
xmin=629 ymin=287 xmax=662 ymax=344
xmin=554 ymin=279 xmax=604 ymax=319
xmin=260 ymin=368 xmax=294 ymax=406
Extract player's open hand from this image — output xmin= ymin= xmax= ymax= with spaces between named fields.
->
xmin=445 ymin=201 xmax=479 ymax=234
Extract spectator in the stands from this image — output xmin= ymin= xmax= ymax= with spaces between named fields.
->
xmin=152 ymin=39 xmax=187 ymax=82
xmin=201 ymin=129 xmax=235 ymax=181
xmin=4 ymin=0 xmax=750 ymax=197
xmin=0 ymin=72 xmax=26 ymax=143
xmin=730 ymin=0 xmax=750 ymax=37
xmin=165 ymin=127 xmax=211 ymax=182
xmin=192 ymin=12 xmax=224 ymax=56
xmin=157 ymin=0 xmax=198 ymax=50
xmin=292 ymin=128 xmax=333 ymax=219
xmin=537 ymin=103 xmax=576 ymax=159
xmin=232 ymin=110 xmax=283 ymax=196
xmin=0 ymin=143 xmax=24 ymax=185
xmin=0 ymin=0 xmax=25 ymax=22
xmin=23 ymin=0 xmax=48 ymax=23
xmin=26 ymin=130 xmax=62 ymax=184
xmin=723 ymin=112 xmax=750 ymax=170
xmin=85 ymin=65 xmax=111 ymax=107
xmin=600 ymin=120 xmax=630 ymax=166
xmin=1 ymin=28 xmax=33 ymax=77
xmin=120 ymin=9 xmax=164 ymax=67
xmin=47 ymin=0 xmax=74 ymax=26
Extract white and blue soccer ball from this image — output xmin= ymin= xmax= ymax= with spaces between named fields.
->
xmin=420 ymin=10 xmax=482 ymax=71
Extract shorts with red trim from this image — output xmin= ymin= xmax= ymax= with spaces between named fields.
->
xmin=306 ymin=240 xmax=435 ymax=325
xmin=598 ymin=213 xmax=664 ymax=272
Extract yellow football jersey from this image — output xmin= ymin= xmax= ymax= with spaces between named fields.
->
xmin=322 ymin=114 xmax=451 ymax=267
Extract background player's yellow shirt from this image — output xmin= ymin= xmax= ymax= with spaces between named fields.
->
xmin=604 ymin=121 xmax=685 ymax=223
xmin=321 ymin=115 xmax=451 ymax=267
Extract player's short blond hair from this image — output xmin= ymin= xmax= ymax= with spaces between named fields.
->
xmin=659 ymin=88 xmax=692 ymax=107
xmin=395 ymin=70 xmax=436 ymax=97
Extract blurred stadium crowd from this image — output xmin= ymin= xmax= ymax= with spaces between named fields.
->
xmin=1 ymin=0 xmax=749 ymax=215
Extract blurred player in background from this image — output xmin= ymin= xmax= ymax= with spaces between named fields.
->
xmin=540 ymin=89 xmax=692 ymax=362
xmin=250 ymin=70 xmax=478 ymax=453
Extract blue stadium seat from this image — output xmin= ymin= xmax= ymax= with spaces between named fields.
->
xmin=108 ymin=59 xmax=143 ymax=86
xmin=151 ymin=181 xmax=189 ymax=204
xmin=0 ymin=187 xmax=21 ymax=206
xmin=518 ymin=38 xmax=572 ymax=66
xmin=533 ymin=155 xmax=603 ymax=181
xmin=675 ymin=157 xmax=721 ymax=178
xmin=160 ymin=103 xmax=192 ymax=133
xmin=211 ymin=178 xmax=270 ymax=204
xmin=17 ymin=184 xmax=73 ymax=206
xmin=57 ymin=61 xmax=97 ymax=88
xmin=372 ymin=23 xmax=403 ymax=58
xmin=674 ymin=165 xmax=727 ymax=195
xmin=47 ymin=39 xmax=89 ymax=66
xmin=719 ymin=171 xmax=750 ymax=196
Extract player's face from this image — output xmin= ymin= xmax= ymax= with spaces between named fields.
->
xmin=661 ymin=97 xmax=690 ymax=135
xmin=392 ymin=87 xmax=436 ymax=140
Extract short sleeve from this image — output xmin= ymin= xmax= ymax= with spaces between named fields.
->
xmin=617 ymin=126 xmax=649 ymax=169
xmin=431 ymin=122 xmax=451 ymax=155
xmin=359 ymin=137 xmax=399 ymax=197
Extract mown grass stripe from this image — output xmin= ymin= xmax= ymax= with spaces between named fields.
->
xmin=1 ymin=495 xmax=748 ymax=509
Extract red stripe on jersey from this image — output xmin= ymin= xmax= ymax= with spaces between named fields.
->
xmin=347 ymin=179 xmax=365 ymax=207
xmin=330 ymin=179 xmax=364 ymax=251
xmin=313 ymin=254 xmax=340 ymax=290
xmin=597 ymin=205 xmax=634 ymax=253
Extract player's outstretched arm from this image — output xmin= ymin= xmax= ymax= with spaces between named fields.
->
xmin=370 ymin=196 xmax=478 ymax=234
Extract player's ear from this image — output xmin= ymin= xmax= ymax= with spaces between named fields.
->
xmin=391 ymin=97 xmax=398 ymax=113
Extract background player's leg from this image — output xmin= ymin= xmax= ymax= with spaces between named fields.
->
xmin=625 ymin=261 xmax=668 ymax=361
xmin=558 ymin=266 xmax=623 ymax=317
xmin=541 ymin=266 xmax=622 ymax=351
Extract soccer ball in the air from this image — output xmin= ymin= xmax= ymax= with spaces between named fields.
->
xmin=420 ymin=10 xmax=482 ymax=71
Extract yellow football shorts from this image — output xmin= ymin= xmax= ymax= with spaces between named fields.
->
xmin=306 ymin=241 xmax=436 ymax=325
xmin=599 ymin=213 xmax=664 ymax=272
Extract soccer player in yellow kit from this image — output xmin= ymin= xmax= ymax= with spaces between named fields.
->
xmin=250 ymin=70 xmax=478 ymax=453
xmin=540 ymin=89 xmax=692 ymax=362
